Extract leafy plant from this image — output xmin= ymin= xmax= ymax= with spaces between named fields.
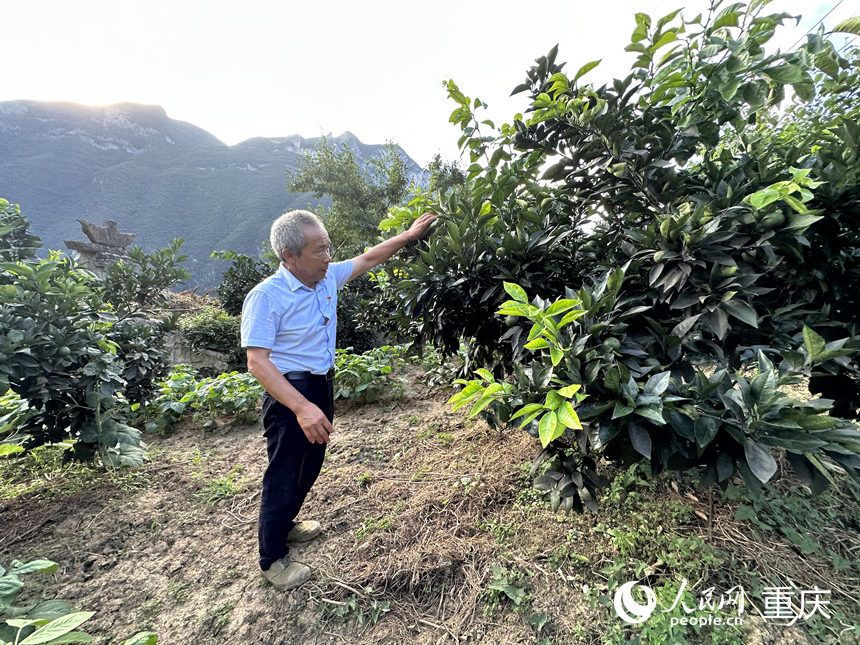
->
xmin=210 ymin=249 xmax=275 ymax=317
xmin=175 ymin=306 xmax=242 ymax=365
xmin=100 ymin=239 xmax=190 ymax=320
xmin=0 ymin=558 xmax=158 ymax=645
xmin=334 ymin=345 xmax=408 ymax=403
xmin=144 ymin=366 xmax=263 ymax=433
xmin=384 ymin=1 xmax=860 ymax=506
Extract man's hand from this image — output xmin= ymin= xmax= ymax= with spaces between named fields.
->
xmin=348 ymin=211 xmax=438 ymax=282
xmin=247 ymin=346 xmax=334 ymax=444
xmin=295 ymin=400 xmax=334 ymax=444
xmin=407 ymin=212 xmax=437 ymax=241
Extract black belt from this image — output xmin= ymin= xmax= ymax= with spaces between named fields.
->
xmin=284 ymin=367 xmax=336 ymax=382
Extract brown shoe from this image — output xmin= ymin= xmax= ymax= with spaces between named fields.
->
xmin=287 ymin=520 xmax=321 ymax=542
xmin=262 ymin=557 xmax=311 ymax=590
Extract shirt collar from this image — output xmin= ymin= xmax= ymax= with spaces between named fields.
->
xmin=277 ymin=264 xmax=312 ymax=292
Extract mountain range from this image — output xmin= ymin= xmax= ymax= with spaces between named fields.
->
xmin=0 ymin=100 xmax=423 ymax=288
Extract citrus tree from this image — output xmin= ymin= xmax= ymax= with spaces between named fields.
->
xmin=0 ymin=203 xmax=185 ymax=464
xmin=383 ymin=1 xmax=860 ymax=509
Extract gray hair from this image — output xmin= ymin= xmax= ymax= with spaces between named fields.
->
xmin=270 ymin=210 xmax=324 ymax=261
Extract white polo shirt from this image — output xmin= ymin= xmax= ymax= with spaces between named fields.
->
xmin=240 ymin=261 xmax=354 ymax=374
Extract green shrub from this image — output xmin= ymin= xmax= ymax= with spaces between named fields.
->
xmin=336 ymin=274 xmax=380 ymax=353
xmin=100 ymin=239 xmax=190 ymax=319
xmin=176 ymin=306 xmax=242 ymax=365
xmin=211 ymin=249 xmax=275 ymax=317
xmin=386 ymin=2 xmax=860 ymax=506
xmin=0 ymin=203 xmax=187 ymax=465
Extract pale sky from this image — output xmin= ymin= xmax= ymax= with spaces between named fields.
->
xmin=1 ymin=1 xmax=855 ymax=167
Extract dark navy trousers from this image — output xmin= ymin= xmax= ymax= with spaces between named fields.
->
xmin=258 ymin=374 xmax=332 ymax=571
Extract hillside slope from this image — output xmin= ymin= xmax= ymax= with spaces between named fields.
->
xmin=0 ymin=100 xmax=423 ymax=288
xmin=0 ymin=374 xmax=857 ymax=644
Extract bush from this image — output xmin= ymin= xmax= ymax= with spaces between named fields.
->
xmin=211 ymin=249 xmax=275 ymax=317
xmin=176 ymin=306 xmax=242 ymax=366
xmin=0 ymin=203 xmax=186 ymax=465
xmin=334 ymin=345 xmax=408 ymax=403
xmin=100 ymin=238 xmax=190 ymax=320
xmin=336 ymin=274 xmax=381 ymax=353
xmin=386 ymin=3 xmax=860 ymax=506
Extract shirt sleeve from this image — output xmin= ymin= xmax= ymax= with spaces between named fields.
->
xmin=240 ymin=289 xmax=277 ymax=349
xmin=330 ymin=260 xmax=354 ymax=290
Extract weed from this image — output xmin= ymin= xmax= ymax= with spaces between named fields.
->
xmin=478 ymin=519 xmax=521 ymax=547
xmin=436 ymin=431 xmax=454 ymax=446
xmin=167 ymin=581 xmax=191 ymax=604
xmin=194 ymin=465 xmax=247 ymax=505
xmin=356 ymin=473 xmax=372 ymax=489
xmin=355 ymin=516 xmax=393 ymax=540
xmin=209 ymin=602 xmax=234 ymax=628
xmin=484 ymin=564 xmax=531 ymax=617
xmin=316 ymin=592 xmax=391 ymax=625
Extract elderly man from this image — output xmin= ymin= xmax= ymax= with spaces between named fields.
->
xmin=241 ymin=209 xmax=436 ymax=590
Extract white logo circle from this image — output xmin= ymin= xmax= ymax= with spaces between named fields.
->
xmin=614 ymin=581 xmax=658 ymax=624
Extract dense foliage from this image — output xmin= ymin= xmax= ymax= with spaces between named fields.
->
xmin=0 ymin=203 xmax=186 ymax=464
xmin=175 ymin=306 xmax=243 ymax=367
xmin=210 ymin=248 xmax=276 ymax=317
xmin=384 ymin=2 xmax=860 ymax=507
xmin=334 ymin=345 xmax=409 ymax=403
xmin=143 ymin=365 xmax=263 ymax=433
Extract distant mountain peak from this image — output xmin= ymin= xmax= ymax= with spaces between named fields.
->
xmin=0 ymin=100 xmax=423 ymax=288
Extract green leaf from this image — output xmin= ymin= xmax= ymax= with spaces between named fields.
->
xmin=557 ymin=383 xmax=581 ymax=398
xmin=763 ymin=64 xmax=804 ymax=84
xmin=573 ymin=59 xmax=601 ymax=83
xmin=634 ymin=406 xmax=666 ymax=425
xmin=546 ymin=299 xmax=580 ymax=316
xmin=628 ymin=424 xmax=652 ymax=459
xmin=550 ymin=347 xmax=564 ymax=366
xmin=503 ymin=282 xmax=528 ymax=303
xmin=833 ymin=17 xmax=860 ymax=35
xmin=34 ymin=633 xmax=95 ymax=644
xmin=0 ymin=444 xmax=25 ymax=457
xmin=557 ymin=401 xmax=582 ymax=429
xmin=734 ymin=505 xmax=756 ymax=521
xmin=538 ymin=411 xmax=562 ymax=448
xmin=671 ymin=313 xmax=701 ymax=338
xmin=643 ymin=371 xmax=670 ymax=397
xmin=743 ymin=439 xmax=777 ymax=484
xmin=802 ymin=325 xmax=826 ymax=360
xmin=19 ymin=612 xmax=95 ymax=645
xmin=510 ymin=403 xmax=543 ymax=421
xmin=612 ymin=402 xmax=634 ymax=419
xmin=9 ymin=560 xmax=58 ymax=576
xmin=545 ymin=390 xmax=564 ymax=410
xmin=607 ymin=268 xmax=625 ymax=294
xmin=694 ymin=416 xmax=719 ymax=448
xmin=524 ymin=338 xmax=551 ymax=351
xmin=723 ymin=300 xmax=758 ymax=328
xmin=748 ymin=187 xmax=781 ymax=210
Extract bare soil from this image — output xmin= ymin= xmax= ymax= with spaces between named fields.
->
xmin=1 ymin=374 xmax=857 ymax=645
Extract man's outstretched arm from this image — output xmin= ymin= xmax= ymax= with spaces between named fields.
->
xmin=347 ymin=212 xmax=436 ymax=282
